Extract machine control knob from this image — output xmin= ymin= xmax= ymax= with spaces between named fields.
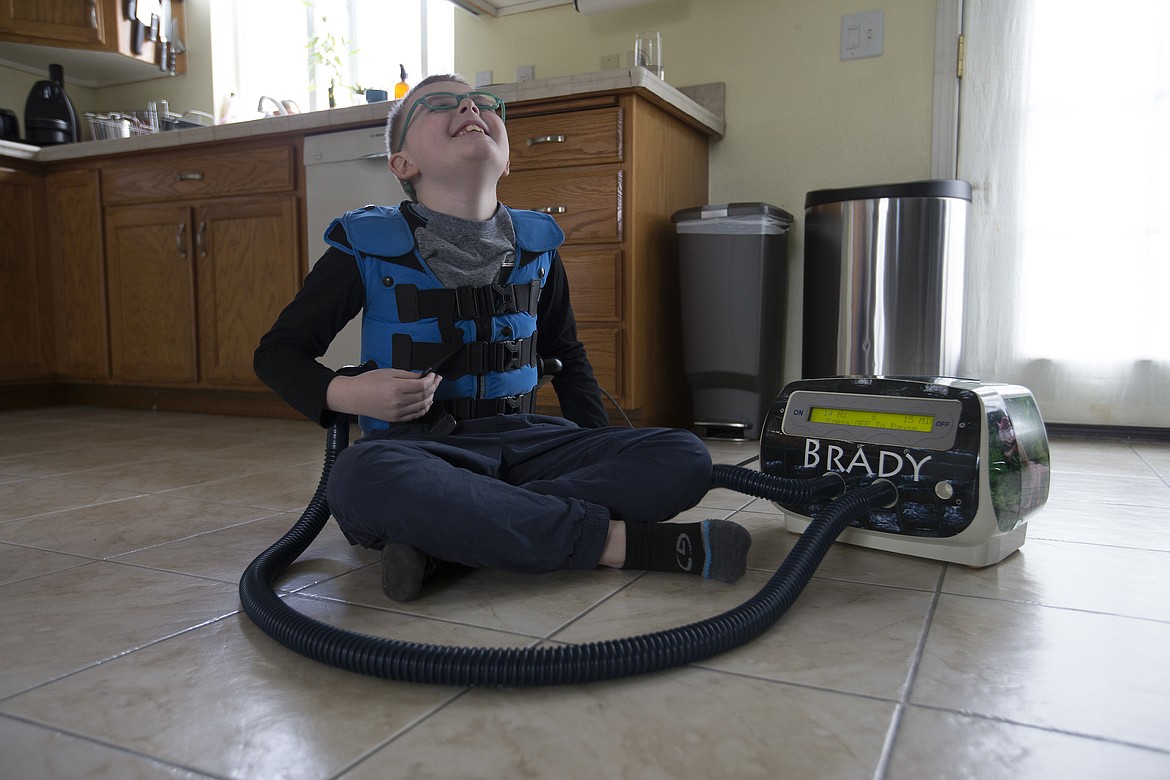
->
xmin=934 ymin=481 xmax=955 ymax=500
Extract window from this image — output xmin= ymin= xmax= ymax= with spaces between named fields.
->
xmin=210 ymin=0 xmax=454 ymax=119
xmin=954 ymin=0 xmax=1170 ymax=426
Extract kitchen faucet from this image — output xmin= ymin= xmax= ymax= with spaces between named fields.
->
xmin=257 ymin=96 xmax=288 ymax=117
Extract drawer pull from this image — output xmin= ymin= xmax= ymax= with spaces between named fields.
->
xmin=537 ymin=206 xmax=567 ymax=215
xmin=195 ymin=221 xmax=207 ymax=257
xmin=527 ymin=134 xmax=567 ymax=147
xmin=176 ymin=172 xmax=204 ymax=182
xmin=176 ymin=223 xmax=187 ymax=259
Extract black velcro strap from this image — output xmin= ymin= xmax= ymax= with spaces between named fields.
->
xmin=395 ymin=285 xmax=422 ymax=323
xmin=396 ymin=281 xmax=542 ymax=323
xmin=390 ymin=335 xmax=465 ymax=373
xmin=390 ymin=335 xmax=535 ymax=376
xmin=457 ymin=337 xmax=537 ymax=375
xmin=455 ymin=282 xmax=540 ymax=319
xmin=439 ymin=392 xmax=536 ymax=420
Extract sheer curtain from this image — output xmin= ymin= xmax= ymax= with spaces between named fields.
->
xmin=957 ymin=0 xmax=1170 ymax=427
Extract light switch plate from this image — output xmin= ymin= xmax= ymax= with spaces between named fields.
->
xmin=474 ymin=70 xmax=493 ymax=88
xmin=841 ymin=10 xmax=884 ymax=60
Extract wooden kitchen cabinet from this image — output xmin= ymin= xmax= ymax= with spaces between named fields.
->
xmin=0 ymin=0 xmax=187 ymax=79
xmin=105 ymin=203 xmax=197 ymax=383
xmin=45 ymin=167 xmax=109 ymax=380
xmin=0 ymin=166 xmax=54 ymax=380
xmin=194 ymin=196 xmax=300 ymax=385
xmin=0 ymin=0 xmax=105 ymax=45
xmin=102 ymin=139 xmax=302 ymax=391
xmin=499 ymin=93 xmax=709 ymax=427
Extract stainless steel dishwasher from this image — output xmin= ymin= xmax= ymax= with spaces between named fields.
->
xmin=304 ymin=125 xmax=399 ymax=369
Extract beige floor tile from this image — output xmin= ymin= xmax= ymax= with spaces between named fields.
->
xmin=0 ymin=561 xmax=237 ymax=698
xmin=2 ymin=409 xmax=1166 ymax=779
xmin=1048 ymin=438 xmax=1154 ymax=478
xmin=743 ymin=495 xmax=784 ymax=514
xmin=303 ymin=564 xmax=638 ymax=637
xmin=163 ymin=461 xmax=327 ymax=511
xmin=114 ymin=512 xmax=379 ymax=589
xmin=738 ymin=511 xmax=946 ymax=591
xmin=942 ymin=537 xmax=1170 ymax=621
xmin=343 ymin=669 xmax=896 ymax=780
xmin=58 ymin=453 xmax=275 ymax=493
xmin=0 ymin=477 xmax=142 ymax=522
xmin=0 ymin=442 xmax=169 ymax=479
xmin=1047 ymin=469 xmax=1170 ymax=507
xmin=1030 ymin=498 xmax=1170 ymax=551
xmin=1133 ymin=442 xmax=1170 ymax=480
xmin=0 ymin=608 xmax=526 ymax=779
xmin=0 ymin=493 xmax=276 ymax=559
xmin=0 ymin=715 xmax=206 ymax=780
xmin=885 ymin=706 xmax=1170 ymax=780
xmin=695 ymin=486 xmax=756 ymax=511
xmin=554 ymin=570 xmax=932 ymax=698
xmin=912 ymin=594 xmax=1170 ymax=751
xmin=0 ymin=543 xmax=89 ymax=587
xmin=702 ymin=437 xmax=760 ymax=465
xmin=199 ymin=437 xmax=323 ymax=468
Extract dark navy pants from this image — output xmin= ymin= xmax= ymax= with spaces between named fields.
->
xmin=325 ymin=414 xmax=712 ymax=573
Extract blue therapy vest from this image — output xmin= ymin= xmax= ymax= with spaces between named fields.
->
xmin=324 ymin=205 xmax=563 ymax=432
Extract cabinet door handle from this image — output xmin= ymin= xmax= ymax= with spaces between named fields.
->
xmin=88 ymin=0 xmax=98 ymax=29
xmin=195 ymin=221 xmax=207 ymax=257
xmin=527 ymin=134 xmax=566 ymax=147
xmin=176 ymin=222 xmax=187 ymax=259
xmin=536 ymin=206 xmax=567 ymax=215
xmin=176 ymin=172 xmax=204 ymax=182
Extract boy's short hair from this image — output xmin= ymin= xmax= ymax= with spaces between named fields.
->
xmin=384 ymin=73 xmax=469 ymax=200
xmin=385 ymin=73 xmax=470 ymax=157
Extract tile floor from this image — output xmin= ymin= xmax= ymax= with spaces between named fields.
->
xmin=1 ymin=405 xmax=1168 ymax=779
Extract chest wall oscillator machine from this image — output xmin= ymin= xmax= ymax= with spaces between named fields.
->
xmin=760 ymin=376 xmax=1051 ymax=567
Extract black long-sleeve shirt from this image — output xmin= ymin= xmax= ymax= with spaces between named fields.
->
xmin=254 ymin=243 xmax=609 ymax=429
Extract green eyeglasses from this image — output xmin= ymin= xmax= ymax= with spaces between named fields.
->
xmin=394 ymin=91 xmax=506 ymax=152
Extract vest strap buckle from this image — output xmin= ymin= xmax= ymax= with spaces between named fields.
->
xmin=498 ymin=339 xmax=524 ymax=371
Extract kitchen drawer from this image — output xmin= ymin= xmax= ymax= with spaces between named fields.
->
xmin=507 ymin=107 xmax=622 ymax=170
xmin=559 ymin=247 xmax=621 ymax=321
xmin=500 ymin=167 xmax=622 ymax=243
xmin=577 ymin=326 xmax=621 ymax=396
xmin=102 ymin=145 xmax=296 ymax=204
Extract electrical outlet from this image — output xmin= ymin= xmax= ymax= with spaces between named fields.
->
xmin=841 ymin=10 xmax=884 ymax=60
xmin=474 ymin=70 xmax=493 ymax=88
xmin=516 ymin=65 xmax=535 ymax=82
xmin=600 ymin=53 xmax=620 ymax=71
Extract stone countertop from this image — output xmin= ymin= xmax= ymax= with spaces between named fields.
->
xmin=14 ymin=69 xmax=723 ymax=164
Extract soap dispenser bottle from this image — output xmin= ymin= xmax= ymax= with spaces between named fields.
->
xmin=395 ymin=65 xmax=410 ymax=99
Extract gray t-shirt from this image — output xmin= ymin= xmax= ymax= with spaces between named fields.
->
xmin=411 ymin=203 xmax=516 ymax=288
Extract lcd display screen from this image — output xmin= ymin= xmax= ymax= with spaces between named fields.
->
xmin=808 ymin=406 xmax=935 ymax=433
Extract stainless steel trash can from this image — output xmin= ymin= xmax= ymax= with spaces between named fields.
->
xmin=802 ymin=179 xmax=972 ymax=378
xmin=673 ymin=203 xmax=794 ymax=440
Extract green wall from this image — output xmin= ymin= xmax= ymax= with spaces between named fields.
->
xmin=456 ymin=0 xmax=940 ymax=382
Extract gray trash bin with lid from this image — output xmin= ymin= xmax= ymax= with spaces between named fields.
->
xmin=802 ymin=179 xmax=972 ymax=379
xmin=673 ymin=202 xmax=794 ymax=441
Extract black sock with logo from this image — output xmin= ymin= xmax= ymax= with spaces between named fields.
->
xmin=622 ymin=519 xmax=751 ymax=583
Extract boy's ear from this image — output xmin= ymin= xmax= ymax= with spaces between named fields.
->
xmin=388 ymin=152 xmax=419 ymax=184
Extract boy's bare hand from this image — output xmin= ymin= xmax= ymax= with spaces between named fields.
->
xmin=326 ymin=368 xmax=442 ymax=422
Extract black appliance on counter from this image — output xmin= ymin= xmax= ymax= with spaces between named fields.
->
xmin=25 ymin=64 xmax=81 ymax=145
xmin=0 ymin=108 xmax=19 ymax=142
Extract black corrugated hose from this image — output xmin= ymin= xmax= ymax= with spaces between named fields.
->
xmin=238 ymin=417 xmax=896 ymax=686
